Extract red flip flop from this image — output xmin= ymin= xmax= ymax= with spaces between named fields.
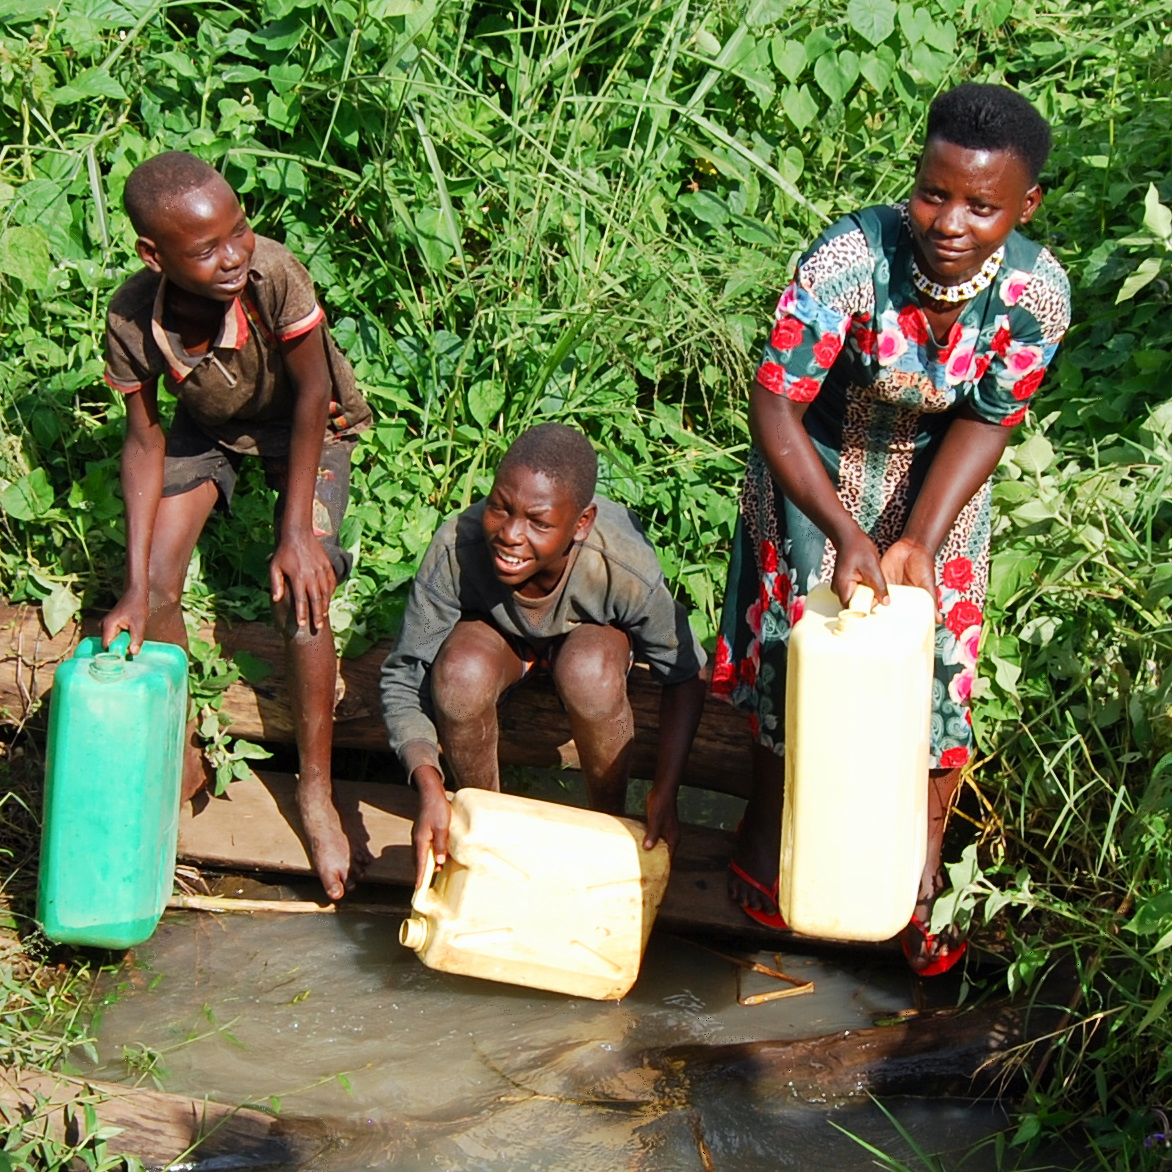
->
xmin=901 ymin=914 xmax=967 ymax=976
xmin=728 ymin=859 xmax=788 ymax=930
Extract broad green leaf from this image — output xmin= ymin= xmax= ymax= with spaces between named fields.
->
xmin=813 ymin=49 xmax=859 ymax=103
xmin=678 ymin=189 xmax=728 ymax=227
xmin=847 ymin=0 xmax=896 ymax=45
xmin=42 ymin=583 xmax=80 ymax=637
xmin=468 ymin=382 xmax=505 ymax=427
xmin=1014 ymin=433 xmax=1054 ymax=474
xmin=770 ymin=36 xmax=806 ymax=82
xmin=1 ymin=467 xmax=54 ymax=520
xmin=693 ymin=27 xmax=721 ymax=56
xmin=1116 ymin=255 xmax=1163 ymax=303
xmin=250 ymin=17 xmax=305 ymax=51
xmin=1142 ymin=183 xmax=1172 ymax=247
xmin=897 ymin=2 xmax=931 ymax=46
xmin=0 ymin=0 xmax=51 ymax=21
xmin=859 ymin=46 xmax=896 ymax=94
xmin=51 ymin=66 xmax=128 ymax=105
xmin=232 ymin=650 xmax=274 ymax=685
xmin=368 ymin=0 xmax=420 ymax=15
xmin=0 ymin=224 xmax=50 ymax=286
xmin=781 ymin=84 xmax=819 ymax=132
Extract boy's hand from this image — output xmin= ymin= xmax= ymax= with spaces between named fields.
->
xmin=643 ymin=782 xmax=680 ymax=855
xmin=271 ymin=532 xmax=337 ymax=632
xmin=102 ymin=586 xmax=150 ymax=655
xmin=412 ymin=766 xmax=450 ymax=888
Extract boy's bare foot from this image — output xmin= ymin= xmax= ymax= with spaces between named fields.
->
xmin=297 ymin=775 xmax=370 ymax=901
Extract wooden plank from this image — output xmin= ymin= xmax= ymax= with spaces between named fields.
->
xmin=1 ymin=603 xmax=752 ymax=799
xmin=178 ymin=771 xmax=799 ymax=946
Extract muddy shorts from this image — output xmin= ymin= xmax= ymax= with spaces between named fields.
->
xmin=162 ymin=406 xmax=355 ymax=583
xmin=504 ymin=628 xmax=635 ymax=690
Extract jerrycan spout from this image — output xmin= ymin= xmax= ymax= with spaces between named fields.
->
xmin=400 ymin=916 xmax=428 ymax=951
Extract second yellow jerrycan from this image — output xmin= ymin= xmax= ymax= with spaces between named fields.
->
xmin=399 ymin=789 xmax=671 ymax=999
xmin=779 ymin=582 xmax=935 ymax=942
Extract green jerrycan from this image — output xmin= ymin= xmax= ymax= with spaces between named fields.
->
xmin=37 ymin=633 xmax=188 ymax=948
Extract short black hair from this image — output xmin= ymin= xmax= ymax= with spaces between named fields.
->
xmin=123 ymin=151 xmax=226 ymax=235
xmin=497 ymin=423 xmax=598 ymax=512
xmin=925 ymin=84 xmax=1051 ymax=183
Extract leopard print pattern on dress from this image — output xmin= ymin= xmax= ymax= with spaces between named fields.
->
xmin=1016 ymin=248 xmax=1071 ymax=345
xmin=739 ymin=449 xmax=781 ymax=569
xmin=817 ymin=389 xmax=919 ymax=581
xmin=798 ymin=228 xmax=876 ymax=318
xmin=870 ymin=366 xmax=951 ymax=412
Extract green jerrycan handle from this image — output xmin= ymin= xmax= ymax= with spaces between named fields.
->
xmin=105 ymin=631 xmax=132 ymax=658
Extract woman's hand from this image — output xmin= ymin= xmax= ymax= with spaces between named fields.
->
xmin=880 ymin=537 xmax=941 ymax=619
xmin=831 ymin=526 xmax=888 ymax=609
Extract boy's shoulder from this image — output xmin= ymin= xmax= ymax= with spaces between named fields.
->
xmin=248 ymin=233 xmax=306 ymax=278
xmin=108 ymin=266 xmax=160 ymax=331
xmin=580 ymin=495 xmax=663 ymax=585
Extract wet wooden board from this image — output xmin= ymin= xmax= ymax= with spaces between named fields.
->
xmin=177 ymin=770 xmax=792 ymax=945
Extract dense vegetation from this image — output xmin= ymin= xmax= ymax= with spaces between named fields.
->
xmin=0 ymin=0 xmax=1169 ymax=1165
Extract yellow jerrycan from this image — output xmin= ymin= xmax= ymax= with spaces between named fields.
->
xmin=779 ymin=582 xmax=935 ymax=942
xmin=400 ymin=788 xmax=670 ymax=999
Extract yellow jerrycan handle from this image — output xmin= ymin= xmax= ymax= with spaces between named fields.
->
xmin=399 ymin=849 xmax=440 ymax=951
xmin=835 ymin=584 xmax=876 ymax=635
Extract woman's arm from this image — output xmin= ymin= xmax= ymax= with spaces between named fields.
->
xmin=749 ymin=381 xmax=889 ymax=606
xmin=880 ymin=405 xmax=1011 ymax=607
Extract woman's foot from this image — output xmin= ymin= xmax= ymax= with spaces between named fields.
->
xmin=728 ymin=742 xmax=786 ymax=921
xmin=901 ymin=883 xmax=967 ymax=976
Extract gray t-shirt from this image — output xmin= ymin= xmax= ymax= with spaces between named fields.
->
xmin=380 ymin=495 xmax=707 ymax=779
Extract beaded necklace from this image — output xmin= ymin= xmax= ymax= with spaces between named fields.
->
xmin=911 ymin=246 xmax=1005 ymax=304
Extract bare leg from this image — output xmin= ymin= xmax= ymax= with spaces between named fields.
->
xmin=276 ymin=602 xmax=370 ymax=901
xmin=551 ymin=625 xmax=633 ymax=816
xmin=142 ymin=481 xmax=219 ymax=803
xmin=431 ymin=620 xmax=525 ymax=791
xmin=727 ymin=740 xmax=784 ymax=914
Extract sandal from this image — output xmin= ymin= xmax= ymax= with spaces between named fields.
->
xmin=728 ymin=859 xmax=788 ymax=931
xmin=901 ymin=912 xmax=967 ymax=977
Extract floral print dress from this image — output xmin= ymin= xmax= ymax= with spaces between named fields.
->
xmin=713 ymin=203 xmax=1070 ymax=768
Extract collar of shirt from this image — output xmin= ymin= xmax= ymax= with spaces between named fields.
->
xmin=149 ymin=275 xmax=251 ymax=383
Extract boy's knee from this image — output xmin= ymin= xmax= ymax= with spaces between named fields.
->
xmin=432 ymin=645 xmax=503 ymax=723
xmin=554 ymin=644 xmax=629 ymax=723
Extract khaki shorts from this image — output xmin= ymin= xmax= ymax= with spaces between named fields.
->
xmin=162 ymin=405 xmax=355 ymax=582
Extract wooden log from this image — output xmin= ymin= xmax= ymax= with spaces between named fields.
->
xmin=0 ymin=1067 xmax=343 ymax=1170
xmin=0 ymin=603 xmax=752 ymax=798
xmin=176 ymin=770 xmax=843 ymax=950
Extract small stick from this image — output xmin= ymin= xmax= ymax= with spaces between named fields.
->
xmin=166 ymin=894 xmax=402 ymax=916
xmin=694 ymin=942 xmax=811 ymax=988
xmin=738 ymin=983 xmax=815 ymax=1006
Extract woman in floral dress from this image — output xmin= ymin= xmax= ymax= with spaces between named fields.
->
xmin=714 ymin=84 xmax=1070 ymax=973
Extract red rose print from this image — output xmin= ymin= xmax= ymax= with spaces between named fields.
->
xmin=812 ymin=332 xmax=842 ymax=369
xmin=757 ymin=361 xmax=786 ymax=394
xmin=857 ymin=311 xmax=871 ymax=323
xmin=787 ymin=376 xmax=821 ymax=403
xmin=772 ymin=572 xmax=791 ymax=606
xmin=972 ymin=355 xmax=991 ymax=382
xmin=748 ymin=713 xmax=760 ymax=739
xmin=897 ymin=305 xmax=929 ymax=345
xmin=990 ymin=325 xmax=1012 ymax=356
xmin=759 ymin=540 xmax=779 ymax=574
xmin=739 ymin=658 xmax=757 ymax=689
xmin=1012 ymin=368 xmax=1045 ymax=400
xmin=939 ymin=746 xmax=970 ymax=768
xmin=1001 ymin=405 xmax=1028 ymax=428
xmin=941 ymin=557 xmax=973 ymax=591
xmin=945 ymin=599 xmax=983 ymax=636
xmin=771 ymin=315 xmax=805 ymax=351
xmin=711 ymin=635 xmax=736 ymax=695
xmin=937 ymin=321 xmax=962 ymax=362
xmin=854 ymin=326 xmax=877 ymax=356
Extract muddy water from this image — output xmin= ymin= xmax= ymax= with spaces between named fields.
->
xmin=86 ymin=776 xmax=1056 ymax=1169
